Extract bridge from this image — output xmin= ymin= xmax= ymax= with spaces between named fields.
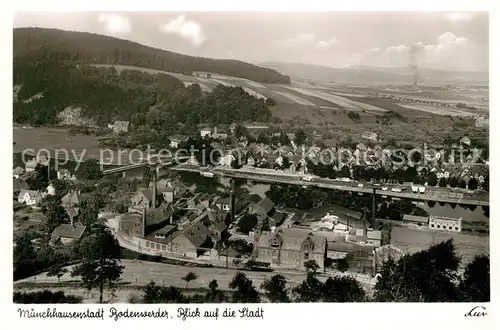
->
xmin=171 ymin=164 xmax=490 ymax=207
xmin=101 ymin=156 xmax=190 ymax=175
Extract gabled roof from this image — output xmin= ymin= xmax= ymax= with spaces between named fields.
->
xmin=19 ymin=189 xmax=42 ymax=200
xmin=61 ymin=190 xmax=80 ymax=207
xmin=256 ymin=197 xmax=275 ymax=215
xmin=13 ymin=179 xmax=29 ymax=192
xmin=181 ymin=222 xmax=210 ymax=247
xmin=257 ymin=228 xmax=326 ymax=254
xmin=13 ymin=166 xmax=24 ymax=175
xmin=51 ymin=222 xmax=86 ymax=240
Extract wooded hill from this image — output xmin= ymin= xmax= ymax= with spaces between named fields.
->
xmin=14 ymin=28 xmax=290 ymax=84
xmin=13 ymin=60 xmax=273 ymax=129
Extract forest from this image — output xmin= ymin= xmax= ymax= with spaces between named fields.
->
xmin=13 ymin=59 xmax=272 ymax=129
xmin=13 ymin=28 xmax=290 ymax=84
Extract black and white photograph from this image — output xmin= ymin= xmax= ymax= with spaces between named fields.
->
xmin=10 ymin=6 xmax=492 ymax=312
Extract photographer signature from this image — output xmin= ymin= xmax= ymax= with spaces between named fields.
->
xmin=464 ymin=306 xmax=487 ymax=317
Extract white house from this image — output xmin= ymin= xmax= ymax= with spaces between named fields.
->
xmin=46 ymin=183 xmax=56 ymax=196
xmin=275 ymin=155 xmax=284 ymax=167
xmin=25 ymin=159 xmax=38 ymax=172
xmin=219 ymin=154 xmax=235 ymax=167
xmin=18 ymin=189 xmax=43 ymax=207
xmin=13 ymin=166 xmax=24 ymax=179
xmin=460 ymin=136 xmax=471 ymax=146
xmin=57 ymin=169 xmax=72 ymax=180
xmin=247 ymin=156 xmax=255 ymax=167
xmin=200 ymin=127 xmax=212 ymax=138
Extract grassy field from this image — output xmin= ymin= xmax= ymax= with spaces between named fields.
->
xmin=390 ymin=226 xmax=489 ymax=269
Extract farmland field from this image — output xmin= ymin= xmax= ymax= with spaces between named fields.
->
xmin=284 ymin=86 xmax=387 ymax=112
xmin=398 ymin=104 xmax=479 ymax=118
xmin=271 ymin=90 xmax=316 ymax=106
xmin=390 ymin=226 xmax=489 ymax=269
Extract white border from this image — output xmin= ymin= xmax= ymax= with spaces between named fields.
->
xmin=2 ymin=1 xmax=498 ymax=329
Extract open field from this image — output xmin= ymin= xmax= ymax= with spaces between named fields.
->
xmin=398 ymin=104 xmax=480 ymax=118
xmin=283 ymin=86 xmax=388 ymax=112
xmin=271 ymin=90 xmax=317 ymax=106
xmin=390 ymin=226 xmax=489 ymax=268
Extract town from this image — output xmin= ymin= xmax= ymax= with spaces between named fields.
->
xmin=12 ymin=12 xmax=490 ymax=305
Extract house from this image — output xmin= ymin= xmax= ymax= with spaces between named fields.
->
xmin=353 ymin=228 xmax=382 ymax=247
xmin=460 ymin=136 xmax=471 ymax=146
xmin=429 ymin=215 xmax=462 ymax=232
xmin=13 ymin=179 xmax=29 ymax=199
xmin=170 ymin=221 xmax=212 ymax=258
xmin=57 ymin=169 xmax=72 ymax=180
xmin=61 ymin=190 xmax=81 ymax=208
xmin=51 ymin=222 xmax=86 ymax=245
xmin=169 ymin=135 xmax=187 ymax=149
xmin=46 ymin=183 xmax=56 ymax=196
xmin=219 ymin=154 xmax=235 ymax=167
xmin=249 ymin=197 xmax=276 ymax=220
xmin=13 ymin=166 xmax=24 ymax=179
xmin=200 ymin=127 xmax=212 ymax=138
xmin=247 ymin=156 xmax=255 ymax=167
xmin=18 ymin=189 xmax=43 ymax=207
xmin=25 ymin=159 xmax=38 ymax=172
xmin=362 ymin=131 xmax=378 ymax=142
xmin=255 ymin=228 xmax=327 ymax=271
xmin=130 ymin=188 xmax=160 ymax=209
xmin=215 ymin=196 xmax=232 ymax=212
xmin=113 ymin=121 xmax=129 ymax=134
xmin=119 ymin=212 xmax=144 ymax=237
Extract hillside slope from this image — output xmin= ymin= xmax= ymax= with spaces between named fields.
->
xmin=261 ymin=62 xmax=488 ymax=85
xmin=13 ymin=27 xmax=290 ymax=84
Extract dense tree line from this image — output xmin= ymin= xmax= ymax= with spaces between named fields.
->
xmin=13 ymin=290 xmax=83 ymax=303
xmin=14 ymin=28 xmax=290 ymax=84
xmin=14 ymin=58 xmax=272 ymax=128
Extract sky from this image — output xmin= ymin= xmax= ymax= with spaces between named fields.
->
xmin=13 ymin=11 xmax=489 ymax=71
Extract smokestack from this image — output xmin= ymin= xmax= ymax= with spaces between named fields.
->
xmin=363 ymin=208 xmax=367 ymax=237
xmin=152 ymin=170 xmax=157 ymax=209
xmin=372 ymin=187 xmax=377 ymax=230
xmin=230 ymin=179 xmax=236 ymax=221
xmin=409 ymin=44 xmax=421 ymax=90
xmin=142 ymin=208 xmax=146 ymax=236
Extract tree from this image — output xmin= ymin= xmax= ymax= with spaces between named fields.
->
xmin=336 ymin=259 xmax=349 ymax=272
xmin=439 ymin=177 xmax=447 ymax=187
xmin=206 ymin=279 xmax=228 ymax=303
xmin=468 ymin=178 xmax=478 ymax=190
xmin=427 ymin=172 xmax=438 ymax=186
xmin=78 ymin=193 xmax=104 ymax=227
xmin=71 ymin=221 xmax=124 ymax=303
xmin=234 ymin=124 xmax=248 ymax=140
xmin=229 ymin=239 xmax=254 ymax=257
xmin=459 ymin=255 xmax=489 ymax=302
xmin=238 ymin=213 xmax=258 ymax=235
xmin=40 ymin=195 xmax=69 ymax=233
xmin=304 ymin=260 xmax=320 ymax=274
xmin=374 ymin=239 xmax=460 ymax=302
xmin=143 ymin=281 xmax=161 ymax=303
xmin=181 ymin=272 xmax=198 ymax=289
xmin=294 ymin=128 xmax=307 ymax=146
xmin=323 ymin=276 xmax=366 ymax=302
xmin=229 ymin=272 xmax=260 ymax=303
xmin=77 ymin=159 xmax=102 ymax=181
xmin=47 ymin=264 xmax=68 ymax=283
xmin=458 ymin=179 xmax=467 ymax=189
xmin=261 ymin=274 xmax=290 ymax=302
xmin=293 ymin=272 xmax=323 ymax=302
xmin=448 ymin=177 xmax=459 ymax=188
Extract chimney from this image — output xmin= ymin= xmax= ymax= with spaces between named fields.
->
xmin=230 ymin=179 xmax=236 ymax=221
xmin=152 ymin=170 xmax=157 ymax=209
xmin=142 ymin=208 xmax=146 ymax=236
xmin=363 ymin=208 xmax=368 ymax=237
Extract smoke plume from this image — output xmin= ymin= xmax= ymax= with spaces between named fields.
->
xmin=409 ymin=44 xmax=421 ymax=89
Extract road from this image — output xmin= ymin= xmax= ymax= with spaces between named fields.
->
xmin=172 ymin=164 xmax=489 ymax=206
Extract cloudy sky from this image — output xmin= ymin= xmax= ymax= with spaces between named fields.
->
xmin=13 ymin=11 xmax=488 ymax=71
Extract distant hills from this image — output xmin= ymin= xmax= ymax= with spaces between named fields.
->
xmin=260 ymin=62 xmax=488 ymax=86
xmin=13 ymin=28 xmax=291 ymax=84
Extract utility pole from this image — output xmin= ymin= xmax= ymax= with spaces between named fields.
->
xmin=372 ymin=187 xmax=379 ymax=229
